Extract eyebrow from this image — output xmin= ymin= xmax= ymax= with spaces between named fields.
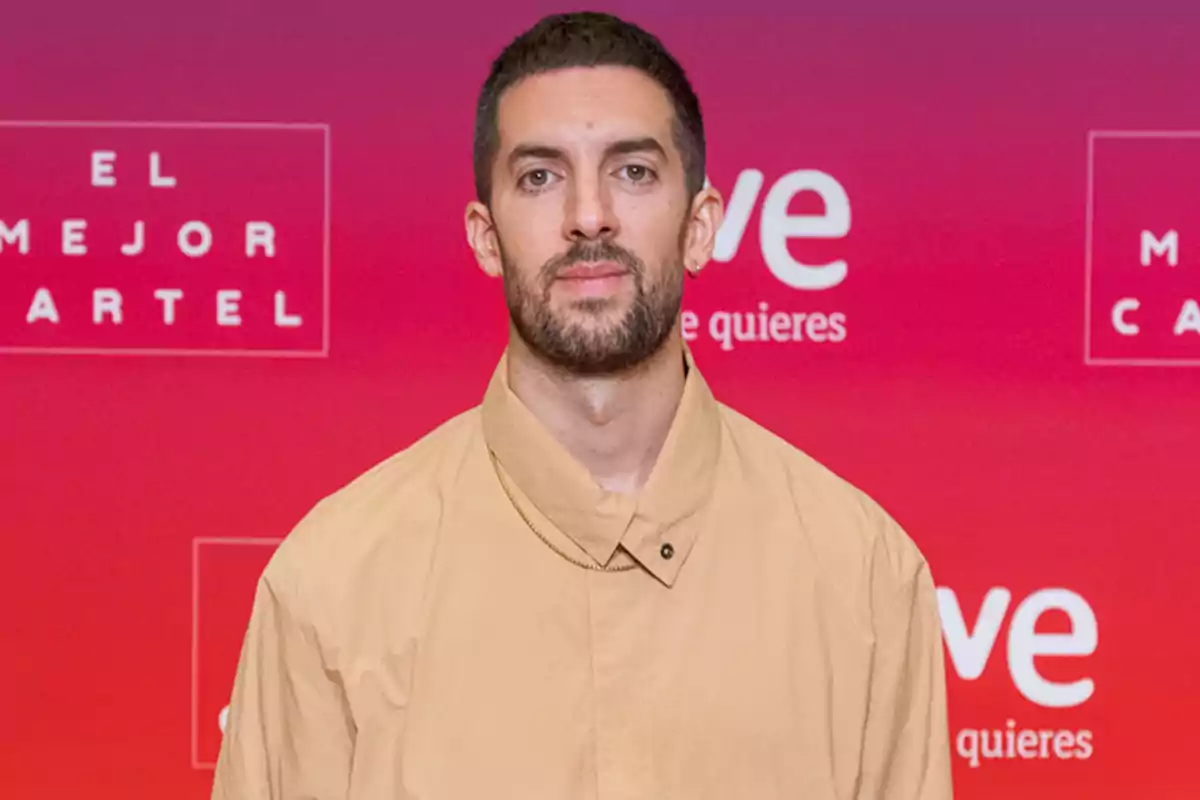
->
xmin=506 ymin=137 xmax=669 ymax=171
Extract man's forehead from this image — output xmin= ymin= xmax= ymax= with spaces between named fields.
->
xmin=496 ymin=66 xmax=675 ymax=150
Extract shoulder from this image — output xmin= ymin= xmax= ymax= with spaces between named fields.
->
xmin=717 ymin=403 xmax=931 ymax=607
xmin=259 ymin=406 xmax=483 ymax=615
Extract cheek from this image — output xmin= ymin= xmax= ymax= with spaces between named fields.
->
xmin=615 ymin=185 xmax=685 ymax=227
xmin=496 ymin=200 xmax=564 ymax=269
xmin=618 ymin=207 xmax=687 ymax=268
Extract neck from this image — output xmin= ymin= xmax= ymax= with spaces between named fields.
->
xmin=505 ymin=325 xmax=687 ymax=494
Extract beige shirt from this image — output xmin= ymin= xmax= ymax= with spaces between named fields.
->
xmin=212 ymin=350 xmax=953 ymax=800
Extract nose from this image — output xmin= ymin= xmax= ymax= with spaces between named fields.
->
xmin=562 ymin=172 xmax=619 ymax=242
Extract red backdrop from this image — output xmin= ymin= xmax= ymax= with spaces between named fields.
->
xmin=2 ymin=2 xmax=1198 ymax=798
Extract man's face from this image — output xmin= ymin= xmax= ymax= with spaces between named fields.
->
xmin=466 ymin=65 xmax=722 ymax=375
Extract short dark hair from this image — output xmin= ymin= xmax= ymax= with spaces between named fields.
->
xmin=472 ymin=12 xmax=706 ymax=204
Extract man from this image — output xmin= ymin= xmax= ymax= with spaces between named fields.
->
xmin=213 ymin=11 xmax=953 ymax=800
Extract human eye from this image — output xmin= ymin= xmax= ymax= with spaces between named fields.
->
xmin=517 ymin=168 xmax=559 ymax=192
xmin=617 ymin=163 xmax=658 ymax=184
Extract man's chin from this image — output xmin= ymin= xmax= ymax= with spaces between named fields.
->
xmin=555 ymin=295 xmax=627 ymax=316
xmin=541 ymin=348 xmax=646 ymax=376
xmin=539 ymin=329 xmax=671 ymax=375
xmin=546 ymin=306 xmax=630 ymax=338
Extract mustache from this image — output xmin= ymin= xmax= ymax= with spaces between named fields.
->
xmin=538 ymin=240 xmax=645 ymax=285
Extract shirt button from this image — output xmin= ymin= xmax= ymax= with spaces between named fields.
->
xmin=660 ymin=543 xmax=675 ymax=560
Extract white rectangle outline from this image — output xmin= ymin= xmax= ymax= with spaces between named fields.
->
xmin=0 ymin=120 xmax=331 ymax=358
xmin=191 ymin=536 xmax=284 ymax=770
xmin=1085 ymin=129 xmax=1200 ymax=367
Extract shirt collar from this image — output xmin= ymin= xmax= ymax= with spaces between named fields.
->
xmin=481 ymin=345 xmax=723 ymax=586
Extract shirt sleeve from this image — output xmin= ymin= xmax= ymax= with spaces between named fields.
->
xmin=857 ymin=556 xmax=954 ymax=799
xmin=211 ymin=570 xmax=355 ymax=800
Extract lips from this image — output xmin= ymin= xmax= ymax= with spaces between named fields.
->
xmin=555 ymin=261 xmax=629 ymax=280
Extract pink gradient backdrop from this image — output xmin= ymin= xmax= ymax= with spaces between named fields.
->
xmin=1 ymin=3 xmax=1198 ymax=798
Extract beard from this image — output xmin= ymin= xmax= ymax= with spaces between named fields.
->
xmin=500 ymin=234 xmax=685 ymax=376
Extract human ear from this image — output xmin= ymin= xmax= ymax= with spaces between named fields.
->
xmin=464 ymin=200 xmax=503 ymax=278
xmin=681 ymin=185 xmax=724 ymax=275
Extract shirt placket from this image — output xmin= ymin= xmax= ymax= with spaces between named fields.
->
xmin=587 ymin=567 xmax=657 ymax=800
